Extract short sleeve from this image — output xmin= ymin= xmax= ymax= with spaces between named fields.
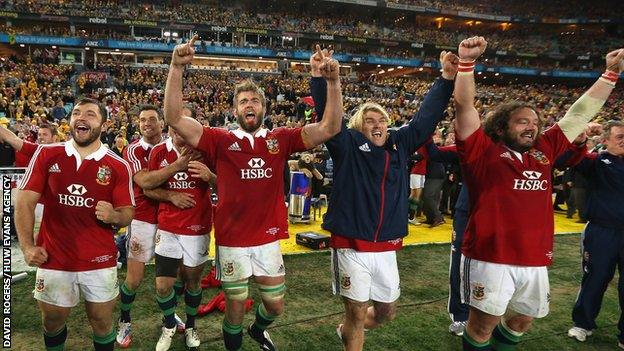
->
xmin=112 ymin=160 xmax=135 ymax=208
xmin=196 ymin=126 xmax=224 ymax=162
xmin=18 ymin=145 xmax=47 ymax=194
xmin=456 ymin=127 xmax=493 ymax=165
xmin=274 ymin=127 xmax=307 ymax=155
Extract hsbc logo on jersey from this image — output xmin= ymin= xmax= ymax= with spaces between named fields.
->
xmin=248 ymin=158 xmax=265 ymax=168
xmin=59 ymin=184 xmax=95 ymax=208
xmin=174 ymin=172 xmax=188 ymax=181
xmin=169 ymin=172 xmax=196 ymax=189
xmin=67 ymin=184 xmax=87 ymax=195
xmin=513 ymin=170 xmax=548 ymax=191
xmin=522 ymin=171 xmax=542 ymax=179
xmin=241 ymin=158 xmax=273 ymax=180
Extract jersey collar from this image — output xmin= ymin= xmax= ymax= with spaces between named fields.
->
xmin=231 ymin=128 xmax=268 ymax=149
xmin=139 ymin=137 xmax=152 ymax=150
xmin=65 ymin=140 xmax=108 ymax=169
xmin=165 ymin=137 xmax=181 ymax=157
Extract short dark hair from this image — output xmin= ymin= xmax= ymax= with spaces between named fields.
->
xmin=75 ymin=97 xmax=108 ymax=123
xmin=138 ymin=104 xmax=164 ymax=120
xmin=38 ymin=123 xmax=57 ymax=136
xmin=483 ymin=101 xmax=542 ymax=142
xmin=603 ymin=120 xmax=624 ymax=139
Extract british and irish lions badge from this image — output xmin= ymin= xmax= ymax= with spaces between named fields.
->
xmin=96 ymin=165 xmax=112 ymax=185
xmin=266 ymin=137 xmax=279 ymax=154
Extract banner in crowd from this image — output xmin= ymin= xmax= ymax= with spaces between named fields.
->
xmin=2 ymin=33 xmax=623 ymax=79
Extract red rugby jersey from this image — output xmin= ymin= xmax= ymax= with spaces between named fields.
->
xmin=123 ymin=138 xmax=159 ymax=224
xmin=457 ymin=125 xmax=570 ymax=266
xmin=19 ymin=141 xmax=135 ymax=271
xmin=14 ymin=140 xmax=39 ymax=167
xmin=196 ymin=127 xmax=306 ymax=247
xmin=148 ymin=139 xmax=212 ymax=235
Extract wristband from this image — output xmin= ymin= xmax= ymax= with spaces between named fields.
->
xmin=458 ymin=59 xmax=476 ymax=75
xmin=599 ymin=70 xmax=619 ymax=86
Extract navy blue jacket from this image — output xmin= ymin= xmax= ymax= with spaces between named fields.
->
xmin=312 ymin=77 xmax=454 ymax=242
xmin=574 ymin=152 xmax=624 ymax=229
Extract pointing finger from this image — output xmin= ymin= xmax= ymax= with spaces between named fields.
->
xmin=188 ymin=34 xmax=199 ymax=47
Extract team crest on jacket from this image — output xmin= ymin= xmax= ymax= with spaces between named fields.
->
xmin=35 ymin=278 xmax=45 ymax=292
xmin=266 ymin=137 xmax=280 ymax=154
xmin=223 ymin=262 xmax=235 ymax=276
xmin=96 ymin=165 xmax=112 ymax=185
xmin=528 ymin=149 xmax=550 ymax=165
xmin=472 ymin=282 xmax=485 ymax=301
xmin=341 ymin=276 xmax=351 ymax=290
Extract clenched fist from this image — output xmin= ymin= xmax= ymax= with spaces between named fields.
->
xmin=171 ymin=34 xmax=199 ymax=68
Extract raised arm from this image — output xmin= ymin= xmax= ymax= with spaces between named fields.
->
xmin=557 ymin=49 xmax=624 ymax=142
xmin=301 ymin=45 xmax=344 ymax=149
xmin=454 ymin=36 xmax=487 ymax=141
xmin=164 ymin=34 xmax=204 ymax=148
xmin=0 ymin=125 xmax=24 ymax=151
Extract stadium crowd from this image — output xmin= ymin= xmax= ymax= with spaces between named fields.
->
xmin=1 ymin=58 xmax=622 ymax=151
xmin=386 ymin=0 xmax=624 ymax=19
xmin=1 ymin=0 xmax=623 ymax=57
xmin=2 ymin=16 xmax=624 ymax=349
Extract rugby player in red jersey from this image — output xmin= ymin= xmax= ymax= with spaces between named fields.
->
xmin=16 ymin=98 xmax=135 ymax=351
xmin=164 ymin=36 xmax=343 ymax=351
xmin=453 ymin=36 xmax=624 ymax=351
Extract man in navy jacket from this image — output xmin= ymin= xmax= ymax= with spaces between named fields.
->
xmin=312 ymin=51 xmax=458 ymax=350
xmin=568 ymin=120 xmax=624 ymax=348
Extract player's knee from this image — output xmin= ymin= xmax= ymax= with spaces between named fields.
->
xmin=374 ymin=304 xmax=397 ymax=325
xmin=156 ymin=285 xmax=173 ymax=297
xmin=467 ymin=321 xmax=495 ymax=340
xmin=185 ymin=280 xmax=201 ymax=292
xmin=344 ymin=299 xmax=368 ymax=322
xmin=87 ymin=315 xmax=113 ymax=334
xmin=124 ymin=277 xmax=142 ymax=291
xmin=42 ymin=316 xmax=66 ymax=334
xmin=222 ymin=280 xmax=249 ymax=301
xmin=263 ymin=299 xmax=284 ymax=316
xmin=258 ymin=283 xmax=285 ymax=314
xmin=504 ymin=313 xmax=532 ymax=333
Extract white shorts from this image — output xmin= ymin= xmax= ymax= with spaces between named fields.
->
xmin=126 ymin=219 xmax=158 ymax=262
xmin=154 ymin=229 xmax=210 ymax=267
xmin=216 ymin=241 xmax=285 ymax=282
xmin=410 ymin=174 xmax=425 ymax=189
xmin=460 ymin=255 xmax=550 ymax=318
xmin=33 ymin=267 xmax=119 ymax=308
xmin=331 ymin=248 xmax=400 ymax=303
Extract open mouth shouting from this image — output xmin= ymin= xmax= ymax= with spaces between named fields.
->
xmin=520 ymin=131 xmax=535 ymax=143
xmin=74 ymin=121 xmax=91 ymax=138
xmin=371 ymin=129 xmax=384 ymax=142
xmin=244 ymin=110 xmax=257 ymax=125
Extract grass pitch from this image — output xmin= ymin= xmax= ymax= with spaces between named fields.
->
xmin=10 ymin=234 xmax=621 ymax=350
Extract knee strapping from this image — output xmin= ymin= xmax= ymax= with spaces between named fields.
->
xmin=258 ymin=283 xmax=286 ymax=302
xmin=222 ymin=281 xmax=249 ymax=301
